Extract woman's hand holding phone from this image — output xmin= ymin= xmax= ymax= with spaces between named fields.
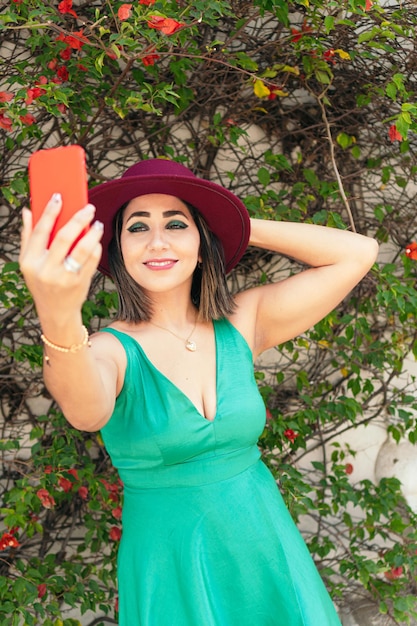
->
xmin=20 ymin=147 xmax=104 ymax=338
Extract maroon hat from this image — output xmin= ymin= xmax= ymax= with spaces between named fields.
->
xmin=88 ymin=158 xmax=250 ymax=276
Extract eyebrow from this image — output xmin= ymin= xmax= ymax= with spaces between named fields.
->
xmin=126 ymin=209 xmax=189 ymax=223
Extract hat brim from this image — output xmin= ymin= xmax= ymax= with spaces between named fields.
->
xmin=89 ymin=174 xmax=250 ymax=276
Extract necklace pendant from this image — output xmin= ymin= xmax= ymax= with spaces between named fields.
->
xmin=185 ymin=339 xmax=197 ymax=352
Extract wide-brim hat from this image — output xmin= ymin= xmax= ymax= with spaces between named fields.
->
xmin=88 ymin=158 xmax=250 ymax=276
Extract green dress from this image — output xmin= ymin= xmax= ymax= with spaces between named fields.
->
xmin=100 ymin=319 xmax=342 ymax=626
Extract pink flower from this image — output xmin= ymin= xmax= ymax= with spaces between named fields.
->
xmin=59 ymin=476 xmax=73 ymax=493
xmin=112 ymin=506 xmax=122 ymax=520
xmin=345 ymin=463 xmax=354 ymax=475
xmin=56 ymin=66 xmax=69 ymax=81
xmin=140 ymin=0 xmax=155 ymax=4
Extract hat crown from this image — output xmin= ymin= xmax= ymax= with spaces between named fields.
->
xmin=122 ymin=159 xmax=196 ymax=180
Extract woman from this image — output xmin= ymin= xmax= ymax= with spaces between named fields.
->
xmin=20 ymin=158 xmax=378 ymax=625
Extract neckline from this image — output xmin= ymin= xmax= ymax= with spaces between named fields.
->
xmin=110 ymin=320 xmax=220 ymax=422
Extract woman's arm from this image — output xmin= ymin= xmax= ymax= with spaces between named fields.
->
xmin=19 ymin=195 xmax=121 ymax=431
xmin=232 ymin=219 xmax=379 ymax=357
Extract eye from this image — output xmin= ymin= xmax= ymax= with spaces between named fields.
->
xmin=127 ymin=221 xmax=148 ymax=233
xmin=166 ymin=220 xmax=188 ymax=230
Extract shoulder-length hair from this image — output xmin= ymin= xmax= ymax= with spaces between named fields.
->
xmin=107 ymin=201 xmax=236 ymax=322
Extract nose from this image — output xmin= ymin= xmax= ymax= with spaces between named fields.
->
xmin=147 ymin=226 xmax=169 ymax=251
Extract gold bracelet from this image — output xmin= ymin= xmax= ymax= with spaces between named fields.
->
xmin=41 ymin=325 xmax=91 ymax=364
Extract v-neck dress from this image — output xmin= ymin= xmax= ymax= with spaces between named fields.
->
xmin=100 ymin=318 xmax=341 ymax=626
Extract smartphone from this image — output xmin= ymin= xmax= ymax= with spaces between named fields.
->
xmin=29 ymin=145 xmax=89 ymax=249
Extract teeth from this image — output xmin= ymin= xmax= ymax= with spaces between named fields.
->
xmin=147 ymin=261 xmax=172 ymax=267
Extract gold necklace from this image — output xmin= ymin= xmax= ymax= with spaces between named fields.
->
xmin=148 ymin=318 xmax=198 ymax=352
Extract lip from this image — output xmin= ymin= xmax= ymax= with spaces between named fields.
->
xmin=143 ymin=259 xmax=178 ymax=270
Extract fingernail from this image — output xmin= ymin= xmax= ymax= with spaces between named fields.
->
xmin=92 ymin=220 xmax=104 ymax=231
xmin=79 ymin=204 xmax=95 ymax=218
xmin=51 ymin=193 xmax=62 ymax=203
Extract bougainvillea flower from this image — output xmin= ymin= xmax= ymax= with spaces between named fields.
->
xmin=37 ymin=488 xmax=56 ymax=509
xmin=112 ymin=506 xmax=123 ymax=520
xmin=56 ymin=30 xmax=89 ymax=50
xmin=37 ymin=583 xmax=47 ymax=599
xmin=59 ymin=476 xmax=73 ymax=492
xmin=142 ymin=53 xmax=160 ymax=66
xmin=109 ymin=526 xmax=122 ymax=541
xmin=405 ymin=242 xmax=417 ymax=260
xmin=60 ymin=47 xmax=72 ymax=60
xmin=140 ymin=0 xmax=156 ymax=4
xmin=384 ymin=566 xmax=403 ymax=580
xmin=265 ymin=408 xmax=273 ymax=421
xmin=0 ymin=532 xmax=20 ymax=550
xmin=0 ymin=91 xmax=14 ymax=102
xmin=20 ymin=113 xmax=36 ymax=125
xmin=56 ymin=66 xmax=69 ymax=81
xmin=25 ymin=86 xmax=46 ymax=105
xmin=147 ymin=15 xmax=184 ymax=35
xmin=78 ymin=486 xmax=88 ymax=500
xmin=58 ymin=0 xmax=78 ymax=18
xmin=388 ymin=124 xmax=402 ymax=142
xmin=118 ymin=4 xmax=132 ymax=20
xmin=345 ymin=463 xmax=354 ymax=475
xmin=365 ymin=0 xmax=373 ymax=10
xmin=283 ymin=428 xmax=299 ymax=443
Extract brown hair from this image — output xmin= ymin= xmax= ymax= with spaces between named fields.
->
xmin=108 ymin=202 xmax=236 ymax=322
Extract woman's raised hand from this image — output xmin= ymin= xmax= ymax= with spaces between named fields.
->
xmin=19 ymin=193 xmax=104 ymax=325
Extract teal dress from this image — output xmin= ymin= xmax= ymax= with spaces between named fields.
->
xmin=100 ymin=319 xmax=341 ymax=626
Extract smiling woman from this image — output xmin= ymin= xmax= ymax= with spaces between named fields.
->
xmin=19 ymin=157 xmax=378 ymax=626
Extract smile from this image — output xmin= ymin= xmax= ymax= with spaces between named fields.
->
xmin=144 ymin=260 xmax=177 ymax=269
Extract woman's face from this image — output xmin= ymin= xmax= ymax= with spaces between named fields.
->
xmin=120 ymin=193 xmax=201 ymax=296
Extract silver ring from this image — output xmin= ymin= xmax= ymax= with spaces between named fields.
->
xmin=63 ymin=255 xmax=82 ymax=274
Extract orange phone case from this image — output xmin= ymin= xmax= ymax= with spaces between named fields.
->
xmin=29 ymin=145 xmax=89 ymax=248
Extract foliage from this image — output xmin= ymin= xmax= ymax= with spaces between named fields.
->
xmin=1 ymin=0 xmax=417 ymax=623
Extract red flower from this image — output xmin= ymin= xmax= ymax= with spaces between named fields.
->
xmin=265 ymin=408 xmax=273 ymax=421
xmin=25 ymin=86 xmax=46 ymax=105
xmin=37 ymin=583 xmax=47 ymax=599
xmin=60 ymin=47 xmax=72 ymax=60
xmin=384 ymin=566 xmax=403 ymax=580
xmin=59 ymin=476 xmax=73 ymax=492
xmin=142 ymin=53 xmax=160 ymax=66
xmin=109 ymin=526 xmax=122 ymax=541
xmin=0 ymin=113 xmax=13 ymax=131
xmin=56 ymin=66 xmax=69 ymax=81
xmin=364 ymin=0 xmax=373 ymax=9
xmin=57 ymin=103 xmax=68 ymax=114
xmin=345 ymin=463 xmax=354 ymax=475
xmin=78 ymin=486 xmax=88 ymax=500
xmin=0 ymin=532 xmax=20 ymax=550
xmin=20 ymin=113 xmax=36 ymax=125
xmin=67 ymin=468 xmax=79 ymax=479
xmin=57 ymin=30 xmax=89 ymax=50
xmin=147 ymin=16 xmax=184 ymax=35
xmin=118 ymin=4 xmax=132 ymax=20
xmin=58 ymin=0 xmax=78 ymax=18
xmin=0 ymin=91 xmax=13 ymax=102
xmin=405 ymin=242 xmax=417 ymax=260
xmin=140 ymin=0 xmax=155 ymax=4
xmin=283 ymin=429 xmax=299 ymax=443
xmin=37 ymin=488 xmax=56 ymax=509
xmin=388 ymin=124 xmax=402 ymax=142
xmin=112 ymin=506 xmax=123 ymax=520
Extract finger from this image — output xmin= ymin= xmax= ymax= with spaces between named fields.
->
xmin=47 ymin=204 xmax=96 ymax=263
xmin=29 ymin=193 xmax=63 ymax=253
xmin=19 ymin=207 xmax=33 ymax=259
xmin=59 ymin=219 xmax=104 ymax=276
